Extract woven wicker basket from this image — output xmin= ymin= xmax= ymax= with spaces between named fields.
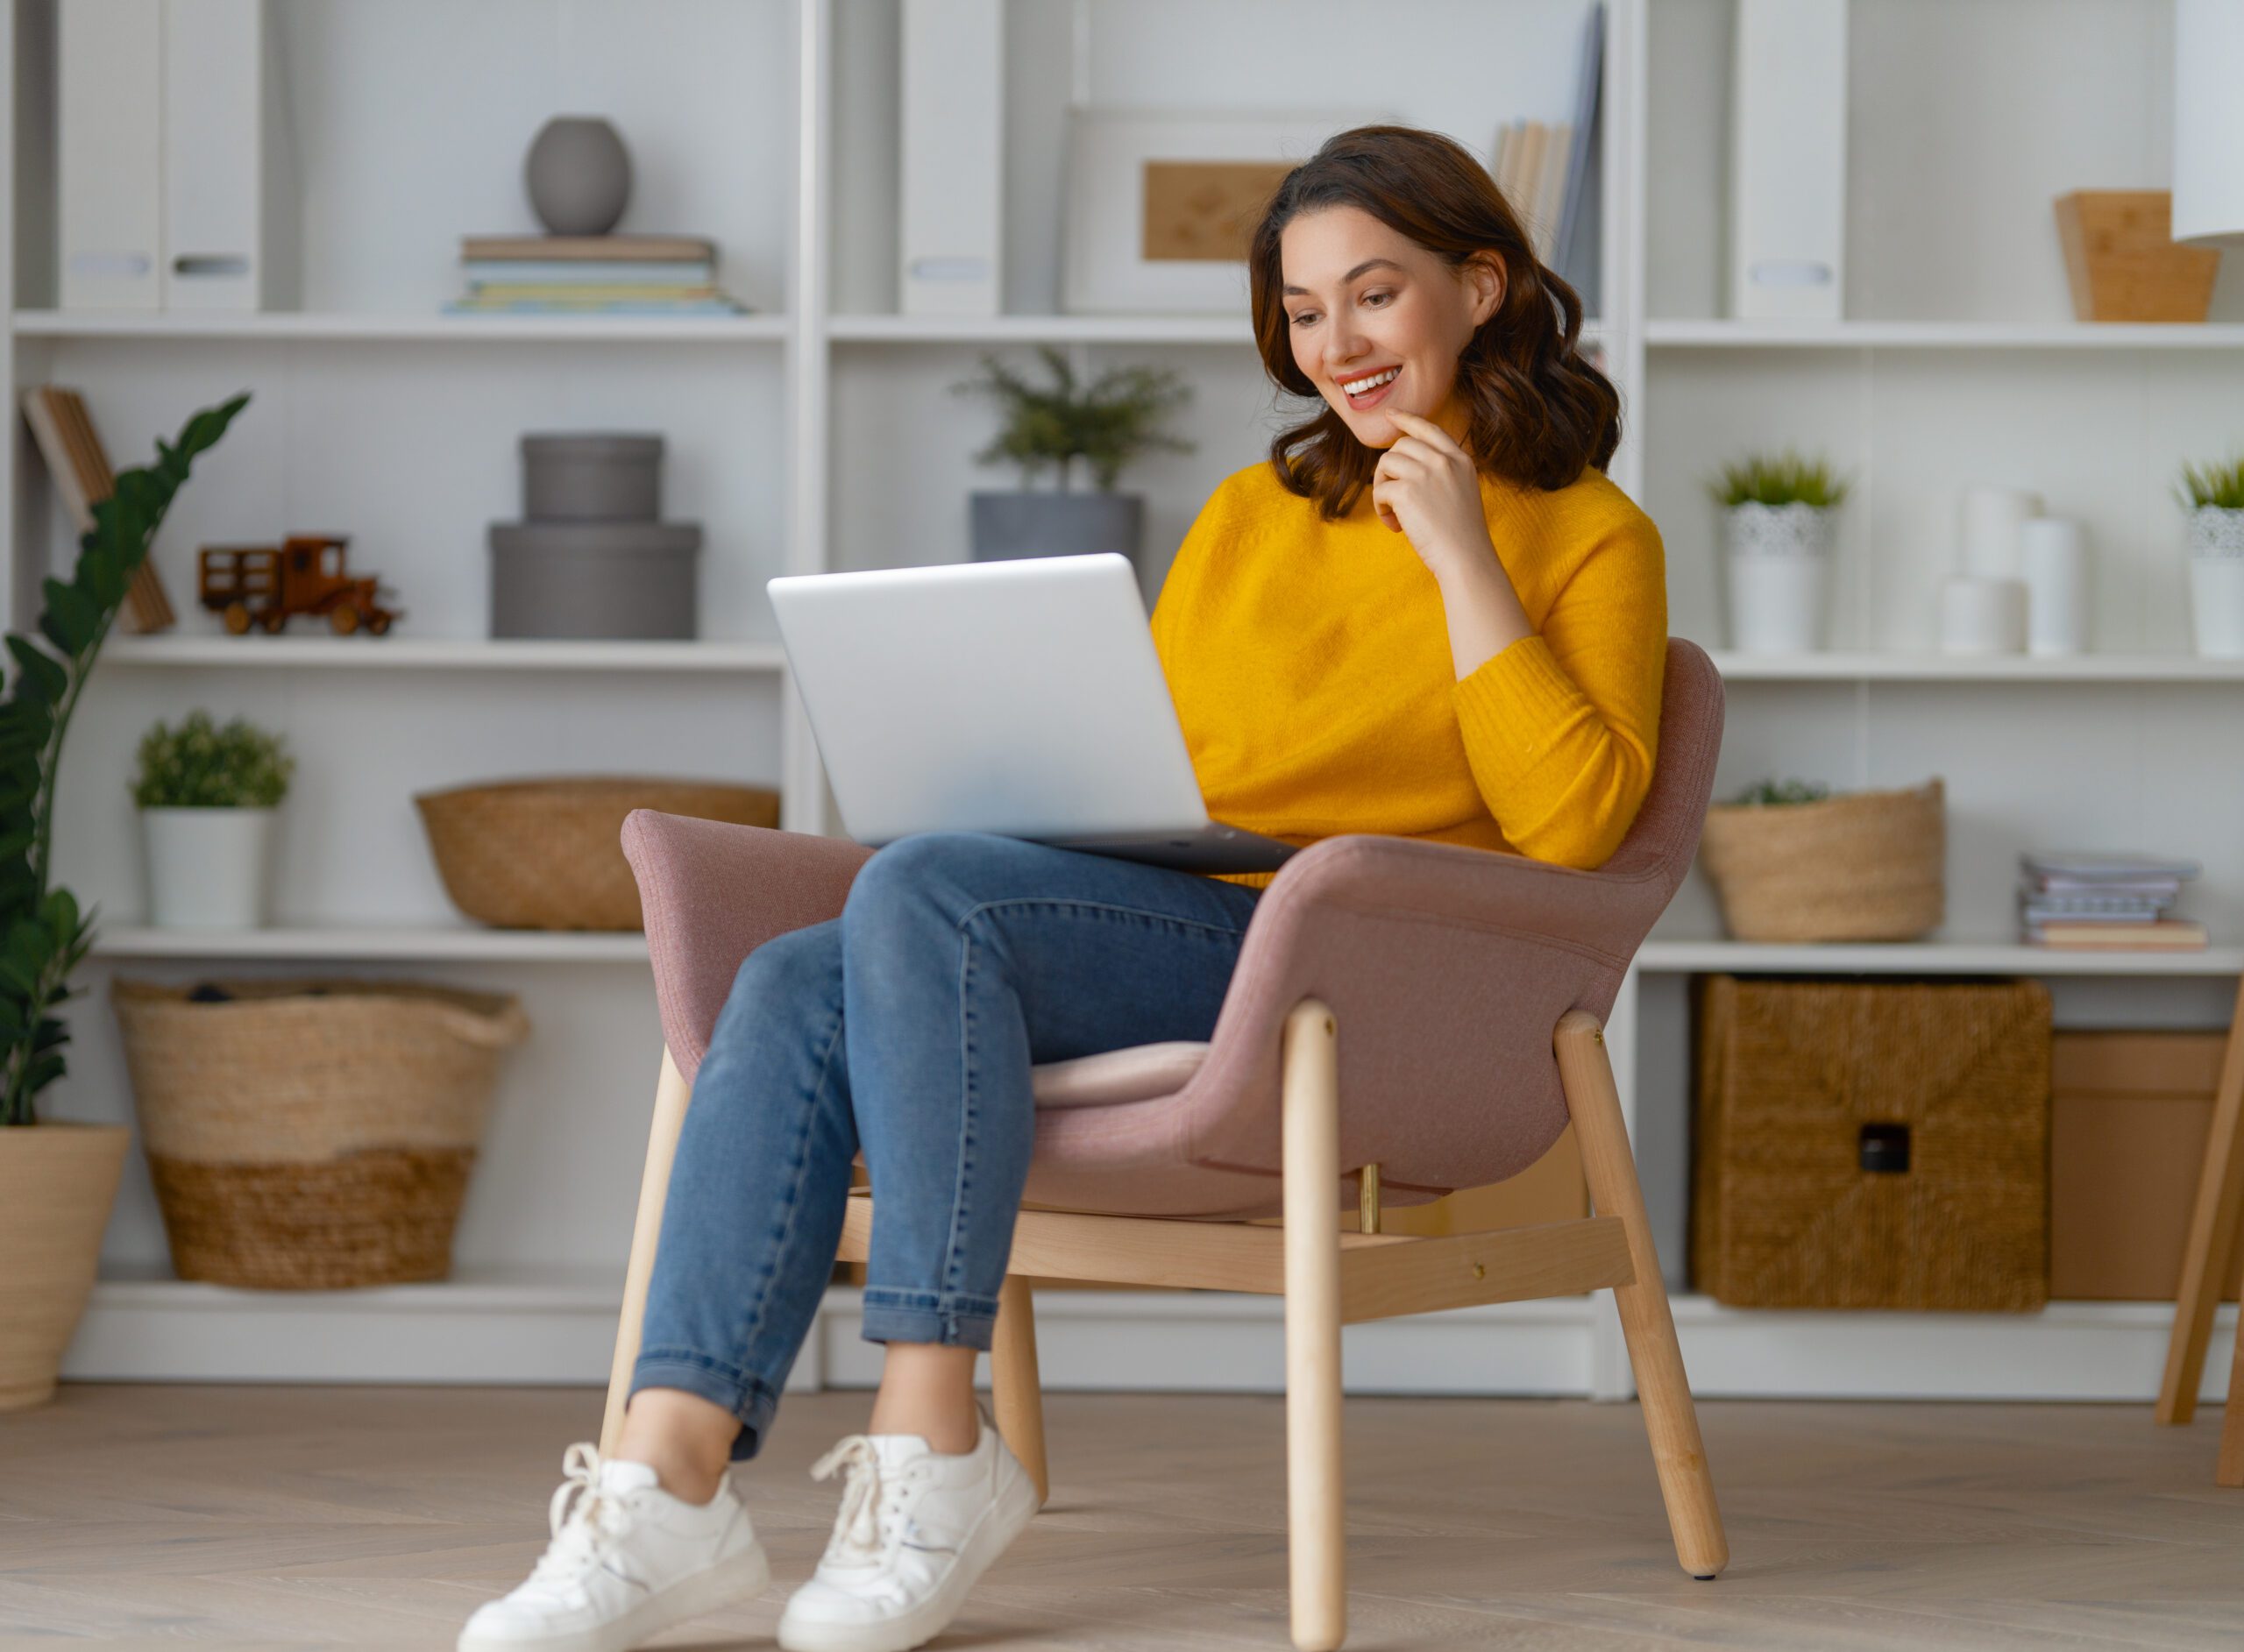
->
xmin=1697 ymin=776 xmax=1945 ymax=941
xmin=1690 ymin=974 xmax=2051 ymax=1310
xmin=111 ymin=976 xmax=530 ymax=1289
xmin=415 ymin=776 xmax=780 ymax=931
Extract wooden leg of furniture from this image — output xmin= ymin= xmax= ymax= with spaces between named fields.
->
xmin=991 ymin=1273 xmax=1050 ymax=1507
xmin=600 ymin=1047 xmax=695 ymax=1457
xmin=1282 ymin=998 xmax=1346 ymax=1652
xmin=1555 ymin=1008 xmax=1729 ymax=1581
xmin=2158 ymin=971 xmax=2244 ymax=1429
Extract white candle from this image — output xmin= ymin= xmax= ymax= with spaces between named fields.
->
xmin=2019 ymin=517 xmax=2089 ymax=656
xmin=1959 ymin=485 xmax=2043 ymax=579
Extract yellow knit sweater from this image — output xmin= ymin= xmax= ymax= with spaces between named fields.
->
xmin=1149 ymin=458 xmax=1667 ymax=890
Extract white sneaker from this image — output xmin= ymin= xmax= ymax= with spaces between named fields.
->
xmin=458 ymin=1442 xmax=771 ymax=1652
xmin=775 ymin=1400 xmax=1040 ymax=1652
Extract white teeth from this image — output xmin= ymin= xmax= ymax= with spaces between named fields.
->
xmin=1343 ymin=367 xmax=1399 ymax=396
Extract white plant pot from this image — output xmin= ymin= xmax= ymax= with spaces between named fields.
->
xmin=140 ymin=806 xmax=278 ymax=929
xmin=1724 ymin=502 xmax=1834 ymax=652
xmin=2187 ymin=507 xmax=2244 ymax=659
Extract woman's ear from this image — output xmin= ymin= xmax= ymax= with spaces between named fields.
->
xmin=1468 ymin=252 xmax=1505 ymax=326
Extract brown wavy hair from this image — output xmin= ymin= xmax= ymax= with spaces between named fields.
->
xmin=1248 ymin=124 xmax=1619 ymax=521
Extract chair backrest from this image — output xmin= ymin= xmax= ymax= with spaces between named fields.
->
xmin=1103 ymin=637 xmax=1729 ymax=1213
xmin=1594 ymin=635 xmax=1728 ymax=923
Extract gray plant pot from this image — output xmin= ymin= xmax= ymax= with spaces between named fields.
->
xmin=524 ymin=116 xmax=631 ymax=237
xmin=969 ymin=491 xmax=1144 ymax=566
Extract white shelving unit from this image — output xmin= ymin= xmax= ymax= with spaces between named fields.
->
xmin=7 ymin=0 xmax=2237 ymax=1405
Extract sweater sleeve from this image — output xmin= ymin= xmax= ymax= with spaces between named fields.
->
xmin=1448 ymin=514 xmax=1668 ymax=870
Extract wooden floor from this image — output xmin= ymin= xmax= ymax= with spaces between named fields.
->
xmin=3 ymin=1386 xmax=2242 ymax=1650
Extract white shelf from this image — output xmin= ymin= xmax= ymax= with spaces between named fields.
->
xmin=1706 ymin=649 xmax=2244 ymax=682
xmin=12 ymin=309 xmax=788 ymax=343
xmin=90 ymin=924 xmax=653 ymax=963
xmin=98 ymin=635 xmax=788 ymax=672
xmin=1646 ymin=318 xmax=2244 ymax=350
xmin=828 ymin=313 xmax=1608 ymax=350
xmin=1638 ymin=939 xmax=2242 ymax=975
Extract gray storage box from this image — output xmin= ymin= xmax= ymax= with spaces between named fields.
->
xmin=489 ymin=521 xmax=701 ymax=639
xmin=522 ymin=433 xmax=664 ymax=521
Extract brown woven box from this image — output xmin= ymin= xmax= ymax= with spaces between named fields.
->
xmin=1690 ymin=973 xmax=2052 ymax=1310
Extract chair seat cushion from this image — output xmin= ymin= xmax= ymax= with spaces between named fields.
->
xmin=1029 ymin=1041 xmax=1210 ymax=1109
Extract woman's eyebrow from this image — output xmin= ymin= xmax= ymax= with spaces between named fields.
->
xmin=1282 ymin=258 xmax=1405 ymax=296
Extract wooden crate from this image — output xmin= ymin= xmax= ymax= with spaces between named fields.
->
xmin=2053 ymin=190 xmax=2220 ymax=323
xmin=1690 ymin=974 xmax=2052 ymax=1310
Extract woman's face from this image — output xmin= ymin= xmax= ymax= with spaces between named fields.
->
xmin=1279 ymin=204 xmax=1502 ymax=450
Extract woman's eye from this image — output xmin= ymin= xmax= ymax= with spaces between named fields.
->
xmin=1364 ymin=291 xmax=1392 ymax=306
xmin=1291 ymin=312 xmax=1317 ymax=328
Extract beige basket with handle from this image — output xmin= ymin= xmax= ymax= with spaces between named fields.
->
xmin=110 ymin=976 xmax=530 ymax=1289
xmin=1697 ymin=776 xmax=1945 ymax=942
xmin=414 ymin=776 xmax=781 ymax=931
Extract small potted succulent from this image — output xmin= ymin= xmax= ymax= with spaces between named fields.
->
xmin=2177 ymin=453 xmax=2244 ymax=658
xmin=952 ymin=344 xmax=1195 ymax=571
xmin=1707 ymin=451 xmax=1853 ymax=653
xmin=131 ymin=710 xmax=295 ymax=929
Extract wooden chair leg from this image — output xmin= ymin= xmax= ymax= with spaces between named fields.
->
xmin=600 ymin=1046 xmax=695 ymax=1456
xmin=1282 ymin=998 xmax=1346 ymax=1652
xmin=991 ymin=1273 xmax=1050 ymax=1506
xmin=1555 ymin=1008 xmax=1729 ymax=1581
xmin=2221 ymin=1308 xmax=2244 ymax=1487
xmin=2158 ymin=971 xmax=2244 ymax=1429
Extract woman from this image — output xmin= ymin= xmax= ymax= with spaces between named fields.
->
xmin=458 ymin=123 xmax=1665 ymax=1652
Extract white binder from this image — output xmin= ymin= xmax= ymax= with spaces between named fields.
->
xmin=1729 ymin=0 xmax=1848 ymax=322
xmin=160 ymin=0 xmax=300 ymax=311
xmin=60 ymin=0 xmax=164 ymax=310
xmin=898 ymin=0 xmax=1003 ymax=316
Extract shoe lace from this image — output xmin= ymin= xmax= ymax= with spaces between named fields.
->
xmin=809 ymin=1436 xmax=918 ymax=1564
xmin=529 ymin=1442 xmax=641 ymax=1585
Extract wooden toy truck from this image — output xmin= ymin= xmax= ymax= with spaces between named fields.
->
xmin=197 ymin=535 xmax=402 ymax=636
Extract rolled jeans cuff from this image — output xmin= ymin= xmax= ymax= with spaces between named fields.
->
xmin=630 ymin=1347 xmax=784 ymax=1463
xmin=859 ymin=1286 xmax=1002 ymax=1350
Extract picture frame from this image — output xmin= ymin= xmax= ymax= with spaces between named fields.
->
xmin=1061 ymin=110 xmax=1389 ymax=315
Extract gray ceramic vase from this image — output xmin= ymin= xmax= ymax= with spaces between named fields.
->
xmin=524 ymin=117 xmax=631 ymax=236
xmin=969 ymin=491 xmax=1145 ymax=568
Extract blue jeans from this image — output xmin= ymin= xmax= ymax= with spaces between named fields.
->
xmin=629 ymin=830 xmax=1263 ymax=1461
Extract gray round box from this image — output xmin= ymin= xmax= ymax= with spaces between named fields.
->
xmin=522 ymin=433 xmax=664 ymax=521
xmin=489 ymin=521 xmax=701 ymax=639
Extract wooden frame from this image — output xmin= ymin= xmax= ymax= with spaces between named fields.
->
xmin=2155 ymin=971 xmax=2244 ymax=1486
xmin=601 ymin=1000 xmax=1728 ymax=1652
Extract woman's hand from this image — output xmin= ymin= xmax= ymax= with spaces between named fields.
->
xmin=1369 ymin=410 xmax=1495 ymax=577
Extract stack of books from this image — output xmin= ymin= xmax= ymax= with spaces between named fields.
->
xmin=2017 ymin=851 xmax=2207 ymax=950
xmin=444 ymin=234 xmax=747 ymax=315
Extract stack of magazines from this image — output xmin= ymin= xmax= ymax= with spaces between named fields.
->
xmin=2017 ymin=851 xmax=2206 ymax=949
xmin=444 ymin=234 xmax=747 ymax=315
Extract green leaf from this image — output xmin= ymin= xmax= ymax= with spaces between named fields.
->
xmin=5 ymin=635 xmax=67 ymax=705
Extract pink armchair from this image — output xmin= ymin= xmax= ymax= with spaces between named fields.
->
xmin=603 ymin=637 xmax=1729 ymax=1652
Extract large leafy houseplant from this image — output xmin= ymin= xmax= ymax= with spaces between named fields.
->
xmin=0 ymin=393 xmax=249 ymax=1127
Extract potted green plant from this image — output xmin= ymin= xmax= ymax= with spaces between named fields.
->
xmin=2177 ymin=452 xmax=2244 ymax=658
xmin=0 ymin=392 xmax=248 ymax=1410
xmin=131 ymin=710 xmax=295 ymax=929
xmin=1706 ymin=450 xmax=1853 ymax=653
xmin=951 ymin=344 xmax=1195 ymax=570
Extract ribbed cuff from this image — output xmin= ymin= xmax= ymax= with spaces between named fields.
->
xmin=1451 ymin=631 xmax=1595 ymax=782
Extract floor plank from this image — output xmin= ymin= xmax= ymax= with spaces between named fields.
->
xmin=2 ymin=1386 xmax=2240 ymax=1648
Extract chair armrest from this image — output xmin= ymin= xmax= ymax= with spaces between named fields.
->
xmin=621 ymin=811 xmax=876 ymax=1081
xmin=1168 ymin=834 xmax=1675 ymax=1195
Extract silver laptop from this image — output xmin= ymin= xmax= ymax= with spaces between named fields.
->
xmin=765 ymin=553 xmax=1296 ymax=875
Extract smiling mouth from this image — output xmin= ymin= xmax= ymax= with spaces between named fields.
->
xmin=1339 ymin=365 xmax=1401 ymax=404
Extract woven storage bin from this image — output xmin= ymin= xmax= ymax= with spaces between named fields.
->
xmin=415 ymin=776 xmax=780 ymax=930
xmin=1697 ymin=776 xmax=1944 ymax=941
xmin=111 ymin=977 xmax=529 ymax=1289
xmin=1690 ymin=973 xmax=2051 ymax=1310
